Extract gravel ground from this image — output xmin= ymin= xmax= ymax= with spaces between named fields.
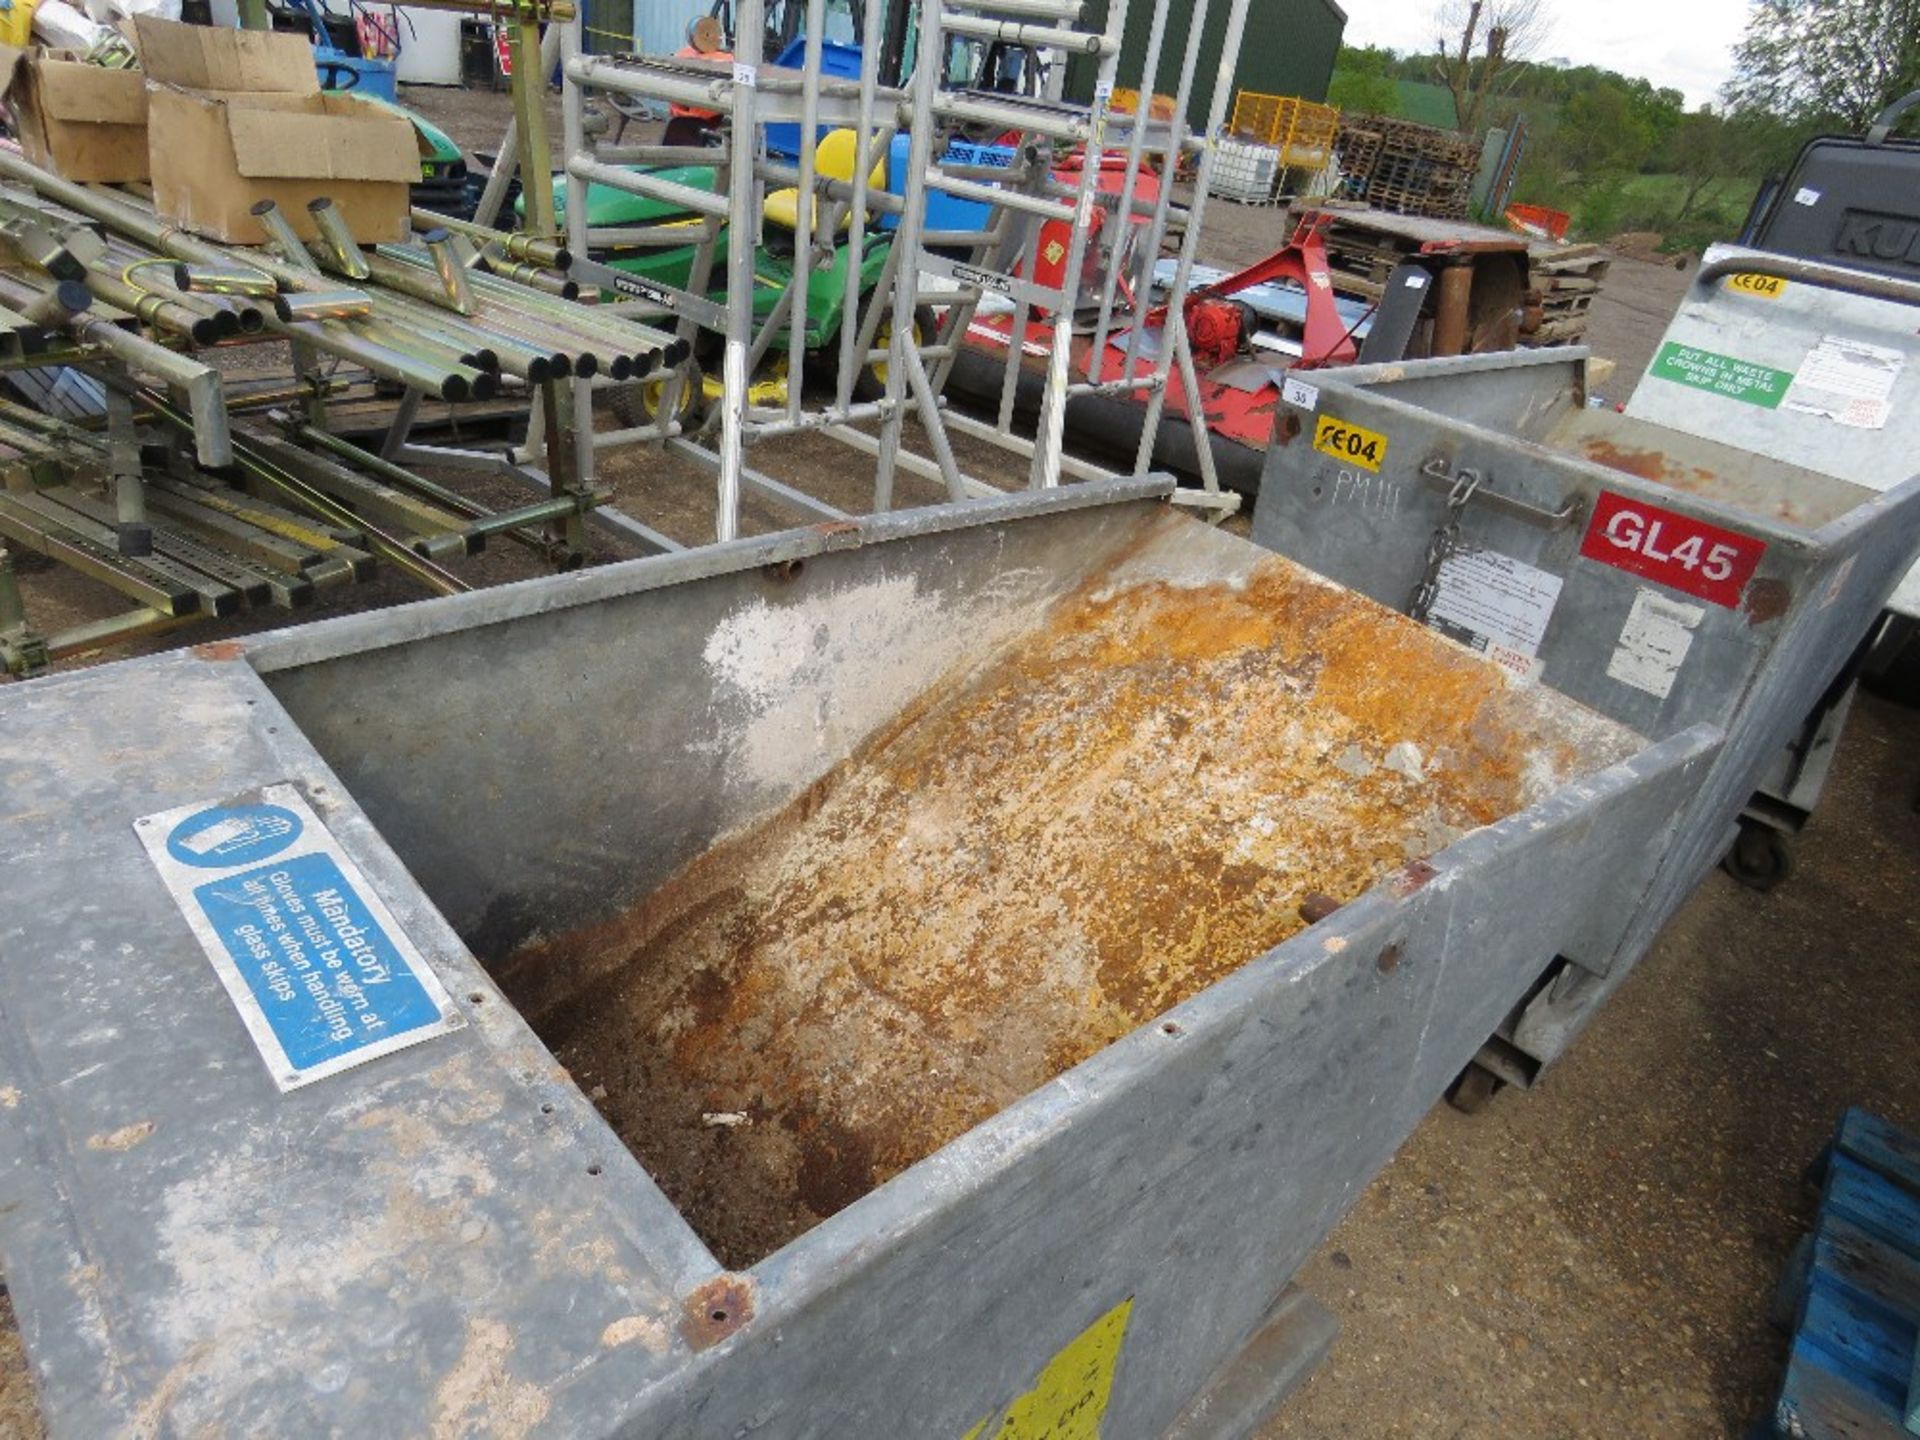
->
xmin=0 ymin=89 xmax=1914 ymax=1440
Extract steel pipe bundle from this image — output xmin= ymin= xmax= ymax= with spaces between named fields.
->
xmin=413 ymin=208 xmax=571 ymax=271
xmin=0 ymin=149 xmax=685 ymax=405
xmin=0 ymin=269 xmax=232 ymax=467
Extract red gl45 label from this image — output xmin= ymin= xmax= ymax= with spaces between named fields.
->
xmin=1578 ymin=490 xmax=1767 ymax=608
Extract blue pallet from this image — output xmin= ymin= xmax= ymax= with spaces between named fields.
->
xmin=1768 ymin=1110 xmax=1920 ymax=1439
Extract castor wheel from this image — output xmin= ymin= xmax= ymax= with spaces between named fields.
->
xmin=1722 ymin=819 xmax=1794 ymax=891
xmin=1445 ymin=1061 xmax=1502 ymax=1115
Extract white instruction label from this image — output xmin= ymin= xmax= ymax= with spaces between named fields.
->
xmin=1424 ymin=546 xmax=1564 ymax=667
xmin=1793 ymin=187 xmax=1821 ymax=207
xmin=1281 ymin=374 xmax=1320 ymax=411
xmin=1606 ymin=588 xmax=1705 ymax=700
xmin=1783 ymin=335 xmax=1904 ymax=429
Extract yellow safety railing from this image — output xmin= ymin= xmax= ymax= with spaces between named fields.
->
xmin=1228 ymin=91 xmax=1339 ymax=170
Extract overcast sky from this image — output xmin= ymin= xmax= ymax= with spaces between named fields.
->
xmin=1342 ymin=0 xmax=1754 ymax=110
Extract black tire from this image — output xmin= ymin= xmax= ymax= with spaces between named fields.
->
xmin=1861 ymin=616 xmax=1920 ymax=709
xmin=1722 ymin=819 xmax=1794 ymax=892
xmin=1445 ymin=1061 xmax=1502 ymax=1115
xmin=853 ymin=306 xmax=937 ymax=402
xmin=610 ymin=363 xmax=702 ymax=431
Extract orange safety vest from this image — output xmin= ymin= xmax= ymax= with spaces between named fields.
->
xmin=670 ymin=43 xmax=733 ymax=121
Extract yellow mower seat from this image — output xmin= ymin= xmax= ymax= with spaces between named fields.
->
xmin=763 ymin=129 xmax=887 ymax=233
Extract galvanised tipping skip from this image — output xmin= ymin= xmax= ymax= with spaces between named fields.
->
xmin=0 ymin=478 xmax=1718 ymax=1436
xmin=1247 ymin=344 xmax=1920 ymax=1096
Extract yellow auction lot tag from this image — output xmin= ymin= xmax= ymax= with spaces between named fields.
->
xmin=1728 ymin=272 xmax=1786 ymax=300
xmin=1313 ymin=414 xmax=1389 ymax=472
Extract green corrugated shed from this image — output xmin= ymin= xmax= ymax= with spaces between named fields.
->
xmin=1064 ymin=0 xmax=1347 ymax=128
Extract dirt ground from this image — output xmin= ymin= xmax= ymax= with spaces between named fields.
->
xmin=1261 ymin=687 xmax=1920 ymax=1440
xmin=1 ymin=89 xmax=1916 ymax=1440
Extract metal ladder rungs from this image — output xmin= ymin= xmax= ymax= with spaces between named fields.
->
xmin=942 ymin=0 xmax=1083 ymax=19
xmin=922 ymin=230 xmax=1001 ymax=250
xmin=567 ymin=156 xmax=729 ymax=220
xmin=931 ymin=92 xmax=1093 ymax=143
xmin=583 ymin=227 xmax=724 ymax=250
xmin=564 ymin=55 xmax=731 ymax=112
xmin=756 ymin=162 xmax=909 ymax=218
xmin=939 ymin=14 xmax=1115 ymax=56
xmin=566 ymin=54 xmax=909 ymax=124
xmin=586 ymin=144 xmax=731 ymax=166
xmin=926 ymin=169 xmax=1075 ymax=223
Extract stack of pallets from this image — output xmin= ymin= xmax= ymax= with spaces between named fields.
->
xmin=1330 ymin=124 xmax=1382 ymax=202
xmin=1307 ymin=206 xmax=1520 ymax=293
xmin=1307 ymin=207 xmax=1612 ymax=351
xmin=1332 ymin=114 xmax=1480 ymax=220
xmin=1759 ymin=1109 xmax=1920 ymax=1440
xmin=1525 ymin=244 xmax=1611 ymax=346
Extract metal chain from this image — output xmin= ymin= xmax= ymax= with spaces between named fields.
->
xmin=1407 ymin=467 xmax=1482 ymax=622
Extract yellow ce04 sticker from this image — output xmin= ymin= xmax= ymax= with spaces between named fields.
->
xmin=962 ymin=1297 xmax=1133 ymax=1440
xmin=1312 ymin=413 xmax=1389 ymax=472
xmin=1727 ymin=271 xmax=1786 ymax=300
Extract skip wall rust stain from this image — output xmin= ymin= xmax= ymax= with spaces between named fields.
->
xmin=507 ymin=557 xmax=1595 ymax=1269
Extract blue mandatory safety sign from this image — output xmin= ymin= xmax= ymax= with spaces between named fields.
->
xmin=166 ymin=802 xmax=304 ymax=868
xmin=193 ymin=853 xmax=445 ymax=1072
xmin=139 ymin=784 xmax=461 ymax=1090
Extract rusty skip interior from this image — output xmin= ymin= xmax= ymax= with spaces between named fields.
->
xmin=469 ymin=521 xmax=1638 ymax=1270
xmin=1539 ymin=405 xmax=1868 ymax=531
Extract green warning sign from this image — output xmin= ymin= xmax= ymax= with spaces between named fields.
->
xmin=1649 ymin=342 xmax=1791 ymax=408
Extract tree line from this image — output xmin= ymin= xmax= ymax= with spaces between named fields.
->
xmin=1323 ymin=0 xmax=1920 ymax=247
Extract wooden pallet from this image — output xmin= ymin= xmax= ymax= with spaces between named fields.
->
xmin=1305 ymin=205 xmax=1610 ymax=347
xmin=1332 ymin=113 xmax=1478 ymax=220
xmin=1533 ymin=245 xmax=1610 ymax=279
xmin=1520 ymin=242 xmax=1611 ymax=346
xmin=1763 ymin=1109 xmax=1920 ymax=1439
xmin=1311 ymin=209 xmax=1524 ymax=291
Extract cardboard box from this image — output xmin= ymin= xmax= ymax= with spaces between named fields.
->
xmin=133 ymin=18 xmax=417 ymax=246
xmin=0 ymin=47 xmax=150 ymax=183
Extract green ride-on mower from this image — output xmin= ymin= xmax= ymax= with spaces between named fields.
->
xmin=525 ymin=129 xmax=924 ymax=427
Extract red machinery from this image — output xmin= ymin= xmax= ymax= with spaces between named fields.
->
xmin=951 ymin=214 xmax=1368 ymax=487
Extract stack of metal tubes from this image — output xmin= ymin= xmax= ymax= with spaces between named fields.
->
xmin=0 ymin=148 xmax=688 ymax=406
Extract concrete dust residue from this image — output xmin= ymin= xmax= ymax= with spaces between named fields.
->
xmin=699 ymin=567 xmax=1049 ymax=799
xmin=430 ymin=1318 xmax=550 ymax=1440
xmin=85 ymin=1121 xmax=155 ymax=1152
xmin=600 ymin=1315 xmax=668 ymax=1351
xmin=508 ymin=551 xmax=1617 ymax=1269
